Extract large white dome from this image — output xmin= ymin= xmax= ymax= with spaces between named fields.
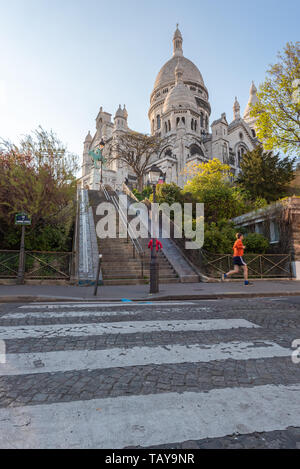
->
xmin=154 ymin=55 xmax=204 ymax=91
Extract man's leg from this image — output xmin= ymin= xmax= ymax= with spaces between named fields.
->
xmin=242 ymin=265 xmax=248 ymax=280
xmin=225 ymin=265 xmax=239 ymax=277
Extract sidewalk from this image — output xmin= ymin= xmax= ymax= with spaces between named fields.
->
xmin=0 ymin=280 xmax=299 ymax=302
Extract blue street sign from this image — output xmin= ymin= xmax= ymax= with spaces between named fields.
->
xmin=15 ymin=213 xmax=31 ymax=226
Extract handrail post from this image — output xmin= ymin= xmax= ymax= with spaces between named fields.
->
xmin=289 ymin=254 xmax=293 ymax=279
xmin=93 ymin=254 xmax=102 ymax=296
xmin=17 ymin=225 xmax=26 ymax=285
xmin=259 ymin=255 xmax=263 ymax=279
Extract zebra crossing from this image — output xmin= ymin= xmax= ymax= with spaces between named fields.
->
xmin=0 ymin=300 xmax=299 ymax=448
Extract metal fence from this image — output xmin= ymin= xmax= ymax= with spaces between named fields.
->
xmin=199 ymin=251 xmax=293 ymax=279
xmin=0 ymin=250 xmax=20 ymax=278
xmin=0 ymin=250 xmax=72 ymax=280
xmin=166 ymin=217 xmax=293 ymax=279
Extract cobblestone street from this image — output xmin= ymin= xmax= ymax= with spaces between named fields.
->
xmin=0 ymin=297 xmax=300 ymax=448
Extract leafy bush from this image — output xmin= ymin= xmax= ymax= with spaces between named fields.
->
xmin=1 ymin=222 xmax=74 ymax=252
xmin=243 ymin=232 xmax=269 ymax=253
xmin=203 ymin=222 xmax=270 ymax=254
xmin=132 ymin=188 xmax=144 ymax=201
xmin=132 ymin=186 xmax=153 ymax=201
xmin=142 ymin=186 xmax=153 ymax=199
xmin=149 ymin=182 xmax=182 ymax=205
xmin=203 ymin=221 xmax=237 ymax=253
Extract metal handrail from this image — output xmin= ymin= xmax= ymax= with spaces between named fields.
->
xmin=113 ymin=195 xmax=144 ymax=257
xmin=100 ymin=185 xmax=145 ymax=258
xmin=100 ymin=184 xmax=145 ymax=278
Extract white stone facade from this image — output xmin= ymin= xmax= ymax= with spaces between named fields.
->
xmin=80 ymin=26 xmax=259 ymax=190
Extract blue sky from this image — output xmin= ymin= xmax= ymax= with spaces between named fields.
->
xmin=0 ymin=0 xmax=299 ymax=161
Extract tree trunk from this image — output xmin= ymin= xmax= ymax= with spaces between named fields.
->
xmin=137 ymin=174 xmax=144 ymax=193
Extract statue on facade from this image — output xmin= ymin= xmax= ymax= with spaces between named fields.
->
xmin=89 ymin=143 xmax=106 ymax=169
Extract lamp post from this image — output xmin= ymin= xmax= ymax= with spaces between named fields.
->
xmin=148 ymin=165 xmax=161 ymax=294
xmin=99 ymin=139 xmax=105 ymax=184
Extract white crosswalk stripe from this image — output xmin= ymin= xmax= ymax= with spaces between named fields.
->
xmin=0 ymin=318 xmax=259 ymax=340
xmin=18 ymin=302 xmax=196 ymax=309
xmin=0 ymin=301 xmax=299 ymax=449
xmin=0 ymin=341 xmax=291 ymax=376
xmin=1 ymin=307 xmax=209 ymax=319
xmin=1 ymin=384 xmax=300 ymax=448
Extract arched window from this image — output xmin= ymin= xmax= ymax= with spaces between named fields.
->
xmin=176 ymin=117 xmax=180 ymax=126
xmin=200 ymin=112 xmax=204 ymax=127
xmin=165 ymin=122 xmax=168 ymax=133
xmin=168 ymin=120 xmax=171 ymax=131
xmin=205 ymin=115 xmax=208 ymax=130
xmin=165 ymin=148 xmax=172 ymax=158
xmin=191 ymin=119 xmax=194 ymax=130
xmin=182 ymin=117 xmax=185 ymax=125
xmin=194 ymin=120 xmax=197 ymax=131
xmin=190 ymin=144 xmax=204 ymax=156
xmin=157 ymin=115 xmax=161 ymax=130
xmin=223 ymin=144 xmax=228 ymax=164
xmin=237 ymin=145 xmax=247 ymax=167
xmin=251 ymin=129 xmax=256 ymax=138
xmin=152 ymin=119 xmax=154 ymax=132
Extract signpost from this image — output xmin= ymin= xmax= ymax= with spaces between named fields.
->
xmin=15 ymin=213 xmax=31 ymax=285
xmin=15 ymin=213 xmax=31 ymax=226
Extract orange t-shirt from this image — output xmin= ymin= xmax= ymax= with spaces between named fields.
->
xmin=233 ymin=239 xmax=244 ymax=257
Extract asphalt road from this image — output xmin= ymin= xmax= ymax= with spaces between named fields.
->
xmin=0 ymin=297 xmax=300 ymax=449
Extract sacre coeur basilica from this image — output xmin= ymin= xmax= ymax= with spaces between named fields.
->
xmin=80 ymin=25 xmax=259 ymax=190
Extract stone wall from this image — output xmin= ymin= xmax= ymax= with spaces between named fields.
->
xmin=288 ymin=198 xmax=300 ymax=261
xmin=232 ymin=197 xmax=300 ymax=279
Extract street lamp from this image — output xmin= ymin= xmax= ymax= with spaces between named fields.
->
xmin=99 ymin=139 xmax=105 ymax=184
xmin=148 ymin=164 xmax=162 ymax=293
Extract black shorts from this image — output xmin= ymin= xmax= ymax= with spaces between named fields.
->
xmin=233 ymin=256 xmax=247 ymax=266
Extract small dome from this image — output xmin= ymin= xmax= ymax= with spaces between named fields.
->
xmin=163 ymin=82 xmax=197 ymax=113
xmin=175 ymin=60 xmax=184 ymax=79
xmin=84 ymin=131 xmax=92 ymax=142
xmin=123 ymin=105 xmax=128 ymax=119
xmin=115 ymin=105 xmax=124 ymax=118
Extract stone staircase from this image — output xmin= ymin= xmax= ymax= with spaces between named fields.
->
xmin=88 ymin=189 xmax=179 ymax=285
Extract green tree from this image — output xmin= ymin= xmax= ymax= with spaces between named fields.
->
xmin=0 ymin=127 xmax=79 ymax=250
xmin=238 ymin=145 xmax=295 ymax=202
xmin=183 ymin=159 xmax=248 ymax=222
xmin=250 ymin=42 xmax=300 ymax=156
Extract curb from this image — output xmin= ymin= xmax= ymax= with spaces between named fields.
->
xmin=0 ymin=291 xmax=299 ymax=303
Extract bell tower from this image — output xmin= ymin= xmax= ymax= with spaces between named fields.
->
xmin=173 ymin=24 xmax=183 ymax=57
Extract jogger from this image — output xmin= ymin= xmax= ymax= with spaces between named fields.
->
xmin=222 ymin=233 xmax=251 ymax=285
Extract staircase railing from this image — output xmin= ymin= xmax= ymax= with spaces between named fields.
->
xmin=100 ymin=184 xmax=145 ymax=278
